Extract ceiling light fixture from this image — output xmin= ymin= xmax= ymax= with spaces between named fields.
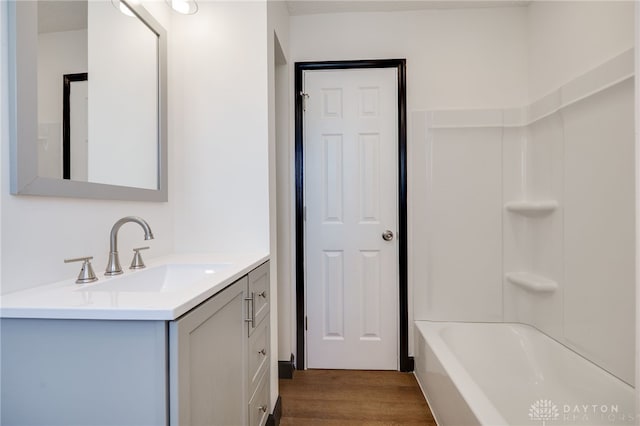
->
xmin=111 ymin=0 xmax=137 ymax=17
xmin=166 ymin=0 xmax=198 ymax=15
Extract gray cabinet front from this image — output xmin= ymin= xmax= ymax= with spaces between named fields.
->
xmin=0 ymin=319 xmax=168 ymax=426
xmin=169 ymin=277 xmax=249 ymax=426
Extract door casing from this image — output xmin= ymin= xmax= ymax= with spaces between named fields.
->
xmin=294 ymin=59 xmax=411 ymax=371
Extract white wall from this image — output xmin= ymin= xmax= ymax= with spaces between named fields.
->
xmin=268 ymin=0 xmax=290 ymax=410
xmin=290 ymin=7 xmax=528 ymax=110
xmin=171 ymin=1 xmax=269 ymax=255
xmin=527 ymin=0 xmax=635 ymax=100
xmin=170 ymin=0 xmax=275 ymax=409
xmin=274 ymin=48 xmax=292 ymax=364
xmin=1 ymin=2 xmax=173 ymax=295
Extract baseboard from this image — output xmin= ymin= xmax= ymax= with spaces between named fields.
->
xmin=278 ymin=353 xmax=295 ymax=379
xmin=266 ymin=395 xmax=282 ymax=426
xmin=401 ymin=356 xmax=415 ymax=372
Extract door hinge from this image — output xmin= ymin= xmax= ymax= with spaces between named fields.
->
xmin=300 ymin=91 xmax=309 ymax=111
xmin=305 ymin=316 xmax=308 ymax=331
xmin=303 ymin=206 xmax=307 ymax=221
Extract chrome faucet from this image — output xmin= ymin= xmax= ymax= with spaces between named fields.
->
xmin=105 ymin=216 xmax=154 ymax=276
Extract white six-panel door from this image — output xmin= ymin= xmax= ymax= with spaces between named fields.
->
xmin=304 ymin=68 xmax=399 ymax=370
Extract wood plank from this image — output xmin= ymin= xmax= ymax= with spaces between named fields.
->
xmin=279 ymin=370 xmax=437 ymax=425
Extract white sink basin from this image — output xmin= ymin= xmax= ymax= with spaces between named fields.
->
xmin=81 ymin=263 xmax=233 ymax=293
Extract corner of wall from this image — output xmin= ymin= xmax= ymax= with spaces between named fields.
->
xmin=634 ymin=0 xmax=640 ymax=414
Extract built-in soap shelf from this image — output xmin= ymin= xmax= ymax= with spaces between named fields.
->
xmin=505 ymin=200 xmax=558 ymax=216
xmin=505 ymin=272 xmax=558 ymax=293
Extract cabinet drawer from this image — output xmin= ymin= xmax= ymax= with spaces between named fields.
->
xmin=248 ymin=317 xmax=269 ymax=396
xmin=248 ymin=370 xmax=270 ymax=426
xmin=248 ymin=262 xmax=269 ymax=336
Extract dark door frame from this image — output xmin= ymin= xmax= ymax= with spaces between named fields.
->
xmin=294 ymin=59 xmax=412 ymax=372
xmin=62 ymin=72 xmax=88 ymax=180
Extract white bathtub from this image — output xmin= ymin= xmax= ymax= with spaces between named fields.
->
xmin=414 ymin=321 xmax=636 ymax=425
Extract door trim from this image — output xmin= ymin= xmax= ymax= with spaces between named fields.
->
xmin=294 ymin=59 xmax=411 ymax=371
xmin=62 ymin=72 xmax=88 ymax=180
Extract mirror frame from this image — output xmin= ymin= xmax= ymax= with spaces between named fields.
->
xmin=8 ymin=0 xmax=168 ymax=202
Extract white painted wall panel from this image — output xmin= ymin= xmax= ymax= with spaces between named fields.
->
xmin=423 ymin=127 xmax=503 ymax=322
xmin=563 ymin=79 xmax=635 ymax=384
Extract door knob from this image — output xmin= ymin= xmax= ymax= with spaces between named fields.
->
xmin=382 ymin=230 xmax=394 ymax=241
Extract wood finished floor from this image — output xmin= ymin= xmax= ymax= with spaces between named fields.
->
xmin=279 ymin=370 xmax=437 ymax=425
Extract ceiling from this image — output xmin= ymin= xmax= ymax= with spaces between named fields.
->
xmin=286 ymin=0 xmax=531 ymax=16
xmin=35 ymin=0 xmax=530 ymax=32
xmin=38 ymin=1 xmax=87 ymax=34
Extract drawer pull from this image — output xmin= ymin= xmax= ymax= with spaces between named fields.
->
xmin=259 ymin=405 xmax=268 ymax=413
xmin=244 ymin=293 xmax=255 ymax=325
xmin=257 ymin=291 xmax=267 ymax=299
xmin=258 ymin=348 xmax=266 ymax=356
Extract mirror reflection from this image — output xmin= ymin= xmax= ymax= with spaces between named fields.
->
xmin=36 ymin=0 xmax=159 ymax=190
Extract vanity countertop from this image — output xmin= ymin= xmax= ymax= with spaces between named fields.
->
xmin=0 ymin=252 xmax=269 ymax=321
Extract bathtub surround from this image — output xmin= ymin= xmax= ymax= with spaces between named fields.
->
xmin=413 ymin=49 xmax=635 ymax=386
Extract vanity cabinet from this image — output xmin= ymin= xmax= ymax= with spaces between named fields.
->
xmin=246 ymin=261 xmax=271 ymax=426
xmin=0 ymin=261 xmax=270 ymax=426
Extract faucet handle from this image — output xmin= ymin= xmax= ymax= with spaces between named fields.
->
xmin=64 ymin=256 xmax=99 ymax=284
xmin=130 ymin=247 xmax=150 ymax=270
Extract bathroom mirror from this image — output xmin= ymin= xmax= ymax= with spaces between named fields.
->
xmin=8 ymin=0 xmax=167 ymax=201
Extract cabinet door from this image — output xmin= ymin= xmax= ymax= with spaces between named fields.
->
xmin=170 ymin=277 xmax=249 ymax=426
xmin=247 ymin=261 xmax=269 ymax=336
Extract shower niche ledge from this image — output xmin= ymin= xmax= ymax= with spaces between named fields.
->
xmin=504 ymin=200 xmax=558 ymax=216
xmin=505 ymin=272 xmax=558 ymax=293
